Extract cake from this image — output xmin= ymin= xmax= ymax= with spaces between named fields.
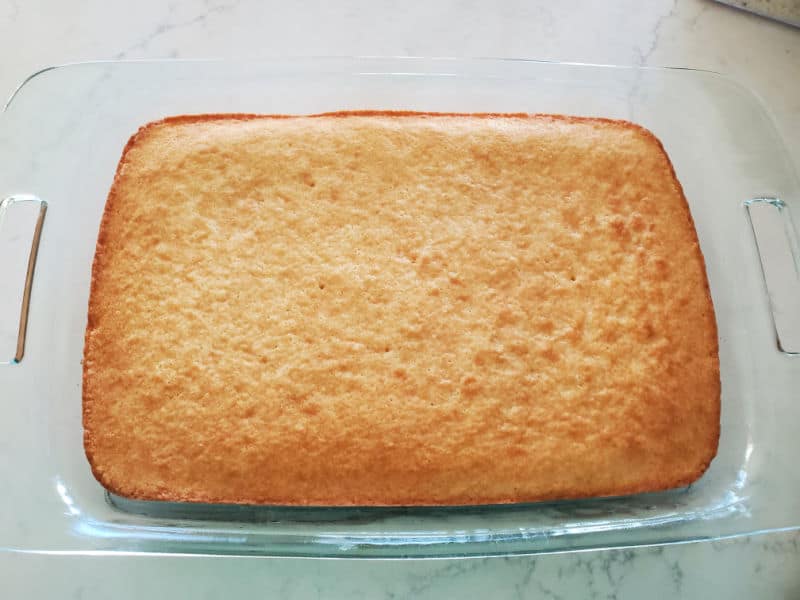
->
xmin=82 ymin=112 xmax=720 ymax=506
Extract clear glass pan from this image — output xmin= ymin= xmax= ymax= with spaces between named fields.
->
xmin=0 ymin=57 xmax=798 ymax=558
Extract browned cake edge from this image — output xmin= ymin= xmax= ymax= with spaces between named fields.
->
xmin=82 ymin=111 xmax=721 ymax=505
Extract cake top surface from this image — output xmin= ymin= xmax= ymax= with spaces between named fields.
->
xmin=83 ymin=113 xmax=719 ymax=505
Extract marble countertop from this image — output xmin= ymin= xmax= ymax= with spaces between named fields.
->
xmin=1 ymin=0 xmax=798 ymax=597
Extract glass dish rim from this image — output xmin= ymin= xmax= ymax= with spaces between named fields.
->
xmin=3 ymin=55 xmax=758 ymax=114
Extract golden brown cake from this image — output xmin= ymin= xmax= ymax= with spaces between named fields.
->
xmin=82 ymin=112 xmax=720 ymax=506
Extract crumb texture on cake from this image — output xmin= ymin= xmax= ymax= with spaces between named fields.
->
xmin=83 ymin=112 xmax=720 ymax=505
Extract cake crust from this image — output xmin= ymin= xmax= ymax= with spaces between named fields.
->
xmin=83 ymin=111 xmax=720 ymax=505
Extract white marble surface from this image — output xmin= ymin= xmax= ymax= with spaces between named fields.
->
xmin=1 ymin=0 xmax=798 ymax=597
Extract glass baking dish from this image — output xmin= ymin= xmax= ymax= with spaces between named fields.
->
xmin=0 ymin=57 xmax=798 ymax=558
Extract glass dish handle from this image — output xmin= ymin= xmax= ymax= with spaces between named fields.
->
xmin=746 ymin=197 xmax=800 ymax=355
xmin=0 ymin=195 xmax=47 ymax=364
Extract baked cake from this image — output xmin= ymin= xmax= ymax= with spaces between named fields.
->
xmin=82 ymin=112 xmax=720 ymax=505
